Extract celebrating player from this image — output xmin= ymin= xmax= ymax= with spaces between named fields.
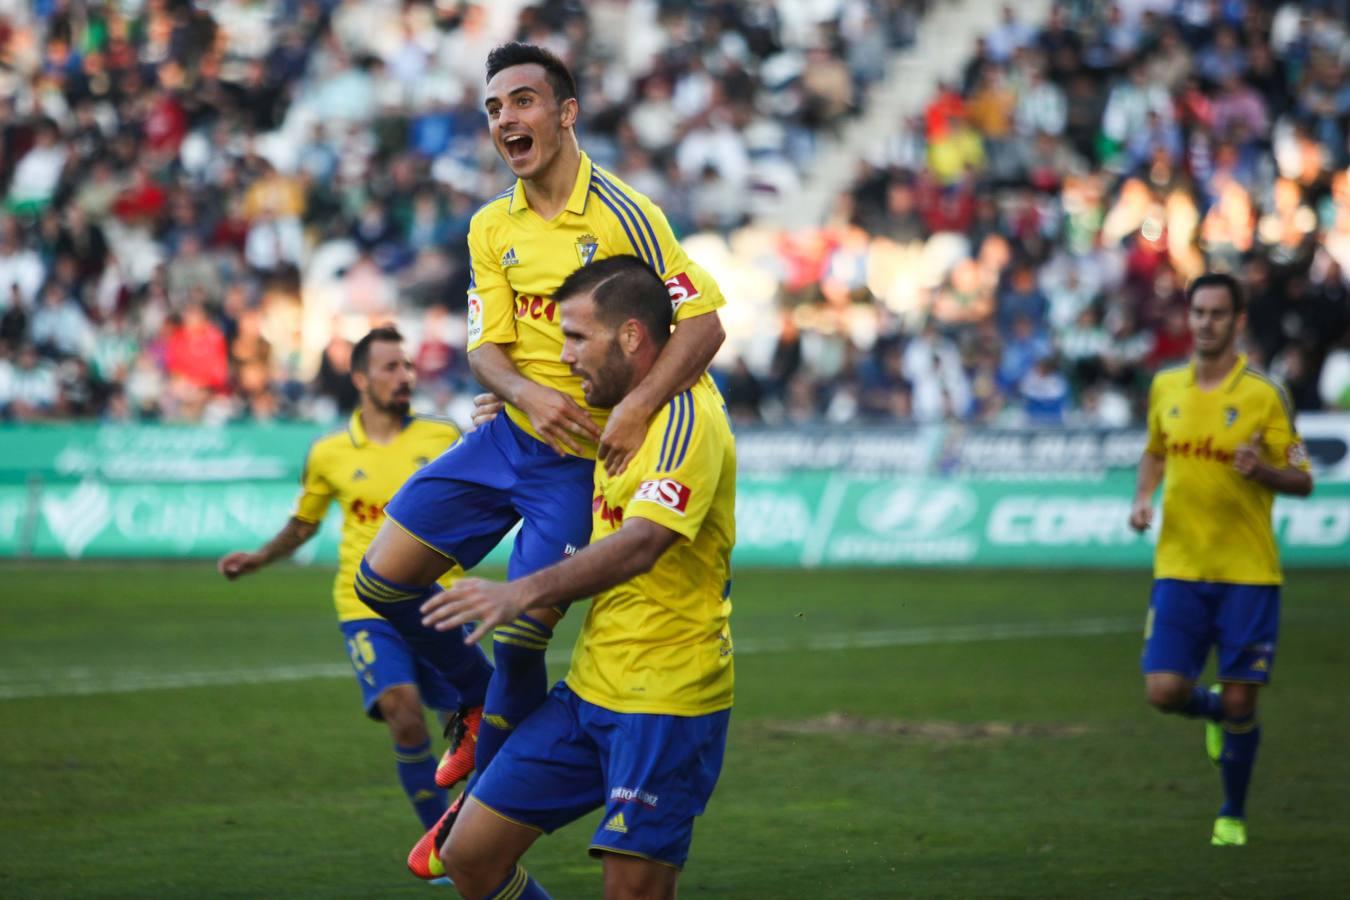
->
xmin=354 ymin=41 xmax=726 ymax=832
xmin=218 ymin=326 xmax=493 ymax=831
xmin=416 ymin=256 xmax=736 ymax=900
xmin=1129 ymin=273 xmax=1314 ymax=847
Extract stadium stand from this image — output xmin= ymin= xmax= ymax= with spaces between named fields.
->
xmin=0 ymin=1 xmax=1347 ymax=428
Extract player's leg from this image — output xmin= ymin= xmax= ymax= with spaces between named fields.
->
xmin=413 ymin=653 xmax=484 ymax=790
xmin=437 ymin=683 xmax=605 ymax=896
xmin=588 ymin=699 xmax=730 ymax=900
xmin=1141 ymin=579 xmax=1223 ymax=721
xmin=475 ymin=436 xmax=596 ymax=775
xmin=356 ymin=422 xmax=518 ymax=684
xmin=600 ymin=855 xmax=678 ymax=900
xmin=1209 ymin=584 xmax=1279 ymax=844
xmin=341 ymin=620 xmax=447 ymax=829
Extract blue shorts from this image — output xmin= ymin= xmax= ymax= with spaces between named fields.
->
xmin=385 ymin=413 xmax=595 ymax=578
xmin=340 ymin=618 xmax=461 ymax=718
xmin=1141 ymin=579 xmax=1280 ymax=684
xmin=471 ymin=683 xmax=730 ymax=869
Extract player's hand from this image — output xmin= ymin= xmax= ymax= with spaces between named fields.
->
xmin=1128 ymin=500 xmax=1153 ymax=533
xmin=517 ymin=382 xmax=600 ymax=456
xmin=1233 ymin=430 xmax=1265 ymax=479
xmin=420 ymin=578 xmax=528 ymax=645
xmin=218 ymin=551 xmax=262 ymax=580
xmin=598 ymin=395 xmax=649 ymax=477
xmin=470 ymin=392 xmax=504 ymax=429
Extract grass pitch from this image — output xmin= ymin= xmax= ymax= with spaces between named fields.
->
xmin=2 ymin=563 xmax=1348 ymax=898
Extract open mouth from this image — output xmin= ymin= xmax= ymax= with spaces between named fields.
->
xmin=503 ymin=133 xmax=534 ymax=163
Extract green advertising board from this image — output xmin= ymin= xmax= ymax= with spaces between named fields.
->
xmin=3 ymin=473 xmax=1346 ymax=568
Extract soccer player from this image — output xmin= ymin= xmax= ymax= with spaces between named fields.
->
xmin=417 ymin=256 xmax=736 ymax=900
xmin=355 ymin=40 xmax=726 ymax=812
xmin=1128 ymin=273 xmax=1313 ymax=847
xmin=217 ymin=326 xmax=494 ymax=831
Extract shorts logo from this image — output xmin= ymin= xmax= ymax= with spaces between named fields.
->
xmin=575 ymin=233 xmax=599 ymax=267
xmin=634 ymin=478 xmax=691 ymax=514
xmin=1251 ymin=658 xmax=1269 ymax=672
xmin=603 ymin=812 xmax=628 ymax=833
xmin=610 ymin=786 xmax=659 ymax=808
xmin=664 ymin=272 xmax=700 ymax=309
xmin=467 ymin=294 xmax=484 ymax=343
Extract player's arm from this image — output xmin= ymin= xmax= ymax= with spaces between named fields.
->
xmin=600 ymin=200 xmax=727 ymax=476
xmin=1130 ymin=377 xmax=1167 ymax=532
xmin=1233 ymin=388 xmax=1314 ymax=496
xmin=468 ymin=341 xmax=599 ymax=454
xmin=218 ymin=517 xmax=320 ymax=579
xmin=464 ymin=217 xmax=600 ymax=454
xmin=220 ymin=444 xmax=330 ymax=579
xmin=420 ymin=517 xmax=680 ymax=643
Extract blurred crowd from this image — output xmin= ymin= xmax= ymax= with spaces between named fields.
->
xmin=2 ymin=1 xmax=1349 ymax=430
xmin=0 ymin=0 xmax=921 ymax=424
xmin=709 ymin=0 xmax=1350 ymax=427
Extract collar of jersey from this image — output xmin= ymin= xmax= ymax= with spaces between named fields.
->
xmin=1186 ymin=352 xmax=1248 ymax=392
xmin=348 ymin=410 xmax=413 ymax=447
xmin=509 ymin=151 xmax=592 ymax=217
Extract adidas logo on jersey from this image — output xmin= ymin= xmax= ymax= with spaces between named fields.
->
xmin=604 ymin=813 xmax=628 ymax=834
xmin=501 ymin=247 xmax=521 ymax=267
xmin=352 ymin=468 xmax=368 ymax=481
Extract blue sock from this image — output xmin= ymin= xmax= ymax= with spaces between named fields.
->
xmin=476 ymin=615 xmax=553 ymax=773
xmin=485 ymin=864 xmax=551 ymax=899
xmin=395 ymin=739 xmax=447 ymax=829
xmin=1218 ymin=714 xmax=1260 ymax=819
xmin=355 ymin=559 xmax=493 ymax=707
xmin=1181 ymin=685 xmax=1223 ymax=721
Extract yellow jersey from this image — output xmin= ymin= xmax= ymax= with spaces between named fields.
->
xmin=565 ymin=375 xmax=737 ymax=716
xmin=466 ymin=151 xmax=726 ymax=457
xmin=1145 ymin=354 xmax=1311 ymax=585
xmin=294 ymin=411 xmax=463 ymax=621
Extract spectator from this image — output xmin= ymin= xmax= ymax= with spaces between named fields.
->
xmin=165 ymin=303 xmax=229 ymax=394
xmin=1 ymin=343 xmax=59 ymax=420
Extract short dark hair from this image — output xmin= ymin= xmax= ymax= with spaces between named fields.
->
xmin=351 ymin=325 xmax=403 ymax=373
xmin=1186 ymin=272 xmax=1246 ymax=315
xmin=555 ymin=256 xmax=672 ymax=343
xmin=486 ymin=42 xmax=576 ymax=103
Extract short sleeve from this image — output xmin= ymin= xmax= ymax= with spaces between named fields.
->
xmin=293 ymin=444 xmax=334 ymax=524
xmin=1145 ymin=376 xmax=1166 ymax=456
xmin=1262 ymin=384 xmax=1312 ymax=472
xmin=624 ymin=392 xmax=722 ymax=542
xmin=466 ymin=215 xmax=518 ymax=351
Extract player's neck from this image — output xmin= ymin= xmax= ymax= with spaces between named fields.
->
xmin=359 ymin=406 xmax=405 ymax=445
xmin=1193 ymin=347 xmax=1239 ymax=389
xmin=522 ymin=138 xmax=581 ymax=220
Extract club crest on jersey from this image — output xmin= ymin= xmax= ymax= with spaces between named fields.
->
xmin=500 ymin=247 xmax=521 ymax=268
xmin=575 ymin=233 xmax=599 ymax=267
xmin=1224 ymin=406 xmax=1239 ymax=428
xmin=635 ymin=478 xmax=691 ymax=514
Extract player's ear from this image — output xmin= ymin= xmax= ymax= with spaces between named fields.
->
xmin=351 ymin=370 xmax=368 ymax=394
xmin=559 ymin=96 xmax=578 ymax=130
xmin=619 ymin=319 xmax=642 ymax=353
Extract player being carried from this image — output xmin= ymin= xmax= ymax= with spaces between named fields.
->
xmin=218 ymin=326 xmax=493 ymax=832
xmin=352 ymin=41 xmax=727 ymax=853
xmin=418 ymin=255 xmax=736 ymax=900
xmin=1129 ymin=273 xmax=1313 ymax=847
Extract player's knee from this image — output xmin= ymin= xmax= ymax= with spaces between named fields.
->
xmin=378 ymin=689 xmax=429 ymax=746
xmin=1145 ymin=680 xmax=1188 ymax=712
xmin=440 ymin=843 xmax=500 ymax=897
xmin=1219 ymin=685 xmax=1258 ymax=720
xmin=362 ymin=523 xmax=447 ymax=587
xmin=601 ymin=853 xmax=677 ymax=900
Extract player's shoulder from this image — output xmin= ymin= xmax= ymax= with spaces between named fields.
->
xmin=589 ymin=164 xmax=659 ymax=213
xmin=469 ymin=186 xmax=516 ymax=231
xmin=407 ymin=414 xmax=463 ymax=443
xmin=1150 ymin=363 xmax=1190 ymax=391
xmin=647 ymin=380 xmax=729 ymax=460
xmin=304 ymin=427 xmax=351 ymax=469
xmin=1235 ymin=365 xmax=1294 ymax=414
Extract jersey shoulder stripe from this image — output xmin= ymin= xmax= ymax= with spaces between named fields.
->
xmin=592 ymin=168 xmax=665 ymax=272
xmin=1241 ymin=367 xmax=1295 ymax=422
xmin=589 ymin=176 xmax=655 ymax=269
xmin=470 ymin=188 xmax=515 ymax=223
xmin=658 ymin=391 xmax=694 ymax=472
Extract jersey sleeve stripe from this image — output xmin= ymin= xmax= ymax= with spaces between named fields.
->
xmin=673 ymin=391 xmax=696 ymax=468
xmin=656 ymin=397 xmax=679 ymax=472
xmin=590 ymin=178 xmax=656 ymax=268
xmin=594 ymin=171 xmax=665 ymax=272
xmin=1244 ymin=368 xmax=1297 ymax=426
xmin=659 ymin=393 xmax=687 ymax=472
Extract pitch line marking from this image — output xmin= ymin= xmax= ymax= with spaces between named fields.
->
xmin=0 ymin=617 xmax=1143 ymax=700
